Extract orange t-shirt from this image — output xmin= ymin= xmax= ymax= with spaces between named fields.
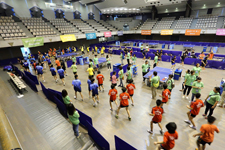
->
xmin=162 ymin=89 xmax=171 ymax=103
xmin=126 ymin=84 xmax=136 ymax=95
xmin=209 ymin=53 xmax=214 ymax=60
xmin=108 ymin=89 xmax=118 ymax=101
xmin=119 ymin=92 xmax=130 ymax=106
xmin=151 ymin=106 xmax=163 ymax=122
xmin=200 ymin=124 xmax=219 ymax=143
xmin=199 ymin=54 xmax=205 ymax=60
xmin=161 ymin=131 xmax=178 ymax=150
xmin=190 ymin=99 xmax=204 ymax=115
xmin=96 ymin=74 xmax=104 ymax=84
xmin=55 ymin=60 xmax=60 ymax=67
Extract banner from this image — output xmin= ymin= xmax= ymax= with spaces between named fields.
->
xmin=22 ymin=37 xmax=44 ymax=48
xmin=60 ymin=34 xmax=76 ymax=42
xmin=104 ymin=32 xmax=112 ymax=37
xmin=185 ymin=29 xmax=201 ymax=36
xmin=161 ymin=30 xmax=173 ymax=35
xmin=86 ymin=33 xmax=97 ymax=40
xmin=117 ymin=31 xmax=123 ymax=36
xmin=141 ymin=30 xmax=151 ymax=35
xmin=216 ymin=29 xmax=225 ymax=36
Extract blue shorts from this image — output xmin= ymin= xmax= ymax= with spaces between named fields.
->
xmin=51 ymin=72 xmax=56 ymax=76
xmin=37 ymin=71 xmax=43 ymax=75
xmin=92 ymin=90 xmax=99 ymax=97
xmin=171 ymin=63 xmax=175 ymax=65
xmin=60 ymin=75 xmax=64 ymax=79
xmin=74 ymin=86 xmax=81 ymax=92
xmin=96 ymin=64 xmax=99 ymax=68
xmin=88 ymin=86 xmax=91 ymax=91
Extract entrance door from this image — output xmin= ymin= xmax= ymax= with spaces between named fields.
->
xmin=20 ymin=47 xmax=31 ymax=59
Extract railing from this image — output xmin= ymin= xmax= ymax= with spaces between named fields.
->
xmin=0 ymin=106 xmax=22 ymax=150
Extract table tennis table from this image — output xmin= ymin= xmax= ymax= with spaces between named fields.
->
xmin=183 ymin=45 xmax=195 ymax=50
xmin=98 ymin=57 xmax=107 ymax=69
xmin=149 ymin=43 xmax=158 ymax=48
xmin=144 ymin=67 xmax=173 ymax=88
xmin=122 ymin=41 xmax=131 ymax=46
xmin=57 ymin=52 xmax=78 ymax=58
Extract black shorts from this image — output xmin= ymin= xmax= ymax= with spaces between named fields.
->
xmin=198 ymin=137 xmax=211 ymax=146
xmin=153 ymin=121 xmax=160 ymax=124
xmin=48 ymin=62 xmax=51 ymax=65
xmin=169 ymin=89 xmax=172 ymax=92
xmin=62 ymin=67 xmax=66 ymax=71
xmin=38 ymin=72 xmax=43 ymax=75
xmin=120 ymin=105 xmax=129 ymax=108
xmin=60 ymin=75 xmax=64 ymax=79
xmin=110 ymin=100 xmax=116 ymax=102
xmin=24 ymin=66 xmax=29 ymax=69
xmin=98 ymin=84 xmax=103 ymax=86
xmin=112 ymin=83 xmax=117 ymax=87
xmin=142 ymin=52 xmax=146 ymax=55
xmin=73 ymin=72 xmax=77 ymax=75
xmin=129 ymin=94 xmax=133 ymax=97
xmin=162 ymin=102 xmax=167 ymax=104
xmin=190 ymin=113 xmax=196 ymax=118
xmin=51 ymin=73 xmax=56 ymax=76
xmin=160 ymin=145 xmax=167 ymax=150
xmin=57 ymin=66 xmax=61 ymax=70
xmin=181 ymin=59 xmax=184 ymax=62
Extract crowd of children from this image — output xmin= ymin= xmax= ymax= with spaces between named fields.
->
xmin=16 ymin=45 xmax=221 ymax=150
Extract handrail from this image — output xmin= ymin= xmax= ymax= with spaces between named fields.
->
xmin=0 ymin=106 xmax=21 ymax=150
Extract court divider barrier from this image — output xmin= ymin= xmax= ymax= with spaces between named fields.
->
xmin=110 ymin=64 xmax=128 ymax=78
xmin=86 ymin=121 xmax=110 ymax=150
xmin=114 ymin=135 xmax=137 ymax=150
xmin=24 ymin=71 xmax=39 ymax=85
xmin=22 ymin=72 xmax=38 ymax=92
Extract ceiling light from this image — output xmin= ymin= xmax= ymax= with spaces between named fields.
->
xmin=124 ymin=8 xmax=127 ymax=10
xmin=129 ymin=9 xmax=131 ymax=10
xmin=107 ymin=10 xmax=109 ymax=11
xmin=120 ymin=8 xmax=123 ymax=10
xmin=176 ymin=8 xmax=178 ymax=9
xmin=218 ymin=2 xmax=220 ymax=5
xmin=111 ymin=10 xmax=114 ymax=11
xmin=115 ymin=8 xmax=118 ymax=10
xmin=166 ymin=9 xmax=168 ymax=10
xmin=203 ymin=4 xmax=206 ymax=6
xmin=133 ymin=8 xmax=136 ymax=10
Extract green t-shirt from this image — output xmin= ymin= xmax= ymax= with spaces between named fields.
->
xmin=94 ymin=58 xmax=98 ymax=65
xmin=132 ymin=57 xmax=137 ymax=61
xmin=141 ymin=46 xmax=143 ymax=50
xmin=207 ymin=90 xmax=221 ymax=105
xmin=142 ymin=64 xmax=149 ymax=73
xmin=192 ymin=67 xmax=201 ymax=76
xmin=62 ymin=95 xmax=71 ymax=105
xmin=151 ymin=76 xmax=160 ymax=87
xmin=154 ymin=56 xmax=158 ymax=63
xmin=72 ymin=57 xmax=76 ymax=63
xmin=167 ymin=79 xmax=174 ymax=90
xmin=185 ymin=74 xmax=196 ymax=86
xmin=127 ymin=52 xmax=130 ymax=59
xmin=107 ymin=58 xmax=110 ymax=64
xmin=68 ymin=111 xmax=80 ymax=125
xmin=192 ymin=81 xmax=204 ymax=94
xmin=127 ymin=70 xmax=132 ymax=80
xmin=89 ymin=62 xmax=93 ymax=68
xmin=71 ymin=65 xmax=77 ymax=72
xmin=120 ymin=54 xmax=123 ymax=59
xmin=119 ymin=70 xmax=124 ymax=78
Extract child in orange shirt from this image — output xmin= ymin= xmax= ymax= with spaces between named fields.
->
xmin=96 ymin=71 xmax=104 ymax=91
xmin=184 ymin=93 xmax=204 ymax=130
xmin=115 ymin=87 xmax=131 ymax=120
xmin=193 ymin=116 xmax=219 ymax=150
xmin=126 ymin=79 xmax=136 ymax=106
xmin=154 ymin=122 xmax=178 ymax=150
xmin=108 ymin=85 xmax=118 ymax=111
xmin=159 ymin=84 xmax=171 ymax=106
xmin=148 ymin=100 xmax=164 ymax=134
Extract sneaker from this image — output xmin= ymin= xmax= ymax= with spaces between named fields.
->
xmin=184 ymin=120 xmax=191 ymax=124
xmin=102 ymin=88 xmax=104 ymax=92
xmin=186 ymin=96 xmax=188 ymax=99
xmin=160 ymin=130 xmax=164 ymax=135
xmin=110 ymin=108 xmax=113 ymax=111
xmin=43 ymin=80 xmax=45 ymax=82
xmin=115 ymin=115 xmax=118 ymax=119
xmin=217 ymin=104 xmax=223 ymax=107
xmin=182 ymin=95 xmax=185 ymax=99
xmin=63 ymin=83 xmax=65 ymax=86
xmin=82 ymin=99 xmax=84 ymax=101
xmin=189 ymin=125 xmax=196 ymax=130
xmin=55 ymin=80 xmax=57 ymax=83
xmin=131 ymin=103 xmax=134 ymax=106
xmin=76 ymin=133 xmax=81 ymax=138
xmin=74 ymin=96 xmax=76 ymax=99
xmin=97 ymin=100 xmax=100 ymax=103
xmin=66 ymin=74 xmax=68 ymax=76
xmin=128 ymin=117 xmax=131 ymax=121
xmin=202 ymin=114 xmax=206 ymax=117
xmin=147 ymin=130 xmax=153 ymax=134
xmin=93 ymin=103 xmax=97 ymax=107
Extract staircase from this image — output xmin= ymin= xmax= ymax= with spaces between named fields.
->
xmin=217 ymin=16 xmax=225 ymax=29
xmin=170 ymin=20 xmax=178 ymax=29
xmin=190 ymin=18 xmax=198 ymax=29
xmin=17 ymin=22 xmax=33 ymax=37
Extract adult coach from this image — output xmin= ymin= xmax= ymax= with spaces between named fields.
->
xmin=142 ymin=60 xmax=149 ymax=82
xmin=149 ymin=71 xmax=160 ymax=99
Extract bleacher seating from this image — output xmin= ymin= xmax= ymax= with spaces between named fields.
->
xmin=85 ymin=20 xmax=109 ymax=32
xmin=21 ymin=17 xmax=56 ymax=36
xmin=175 ymin=16 xmax=193 ymax=29
xmin=0 ymin=16 xmax=26 ymax=39
xmin=98 ymin=20 xmax=117 ymax=31
xmin=106 ymin=18 xmax=141 ymax=31
xmin=195 ymin=16 xmax=218 ymax=29
xmin=70 ymin=19 xmax=95 ymax=33
xmin=49 ymin=18 xmax=80 ymax=34
xmin=138 ymin=19 xmax=157 ymax=30
xmin=154 ymin=17 xmax=175 ymax=30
